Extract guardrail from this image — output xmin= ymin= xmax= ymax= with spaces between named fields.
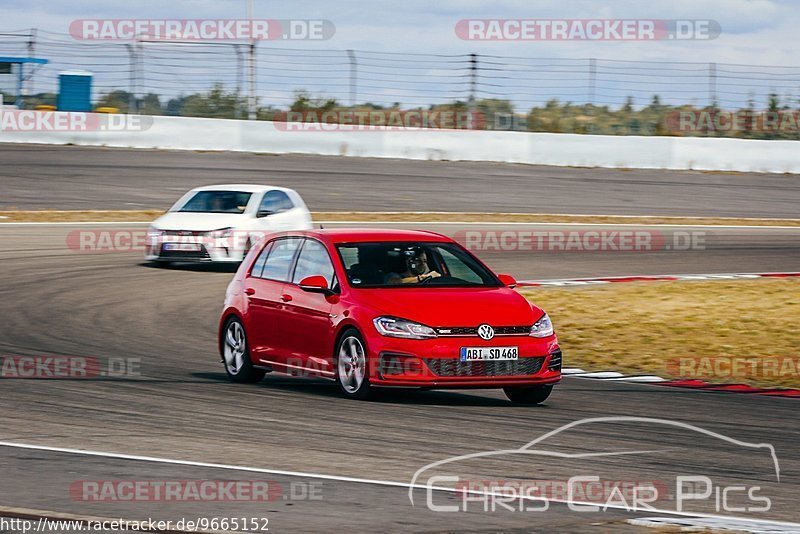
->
xmin=0 ymin=113 xmax=798 ymax=173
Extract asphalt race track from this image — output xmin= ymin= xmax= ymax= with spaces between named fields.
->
xmin=1 ymin=146 xmax=800 ymax=531
xmin=2 ymin=144 xmax=799 ymax=217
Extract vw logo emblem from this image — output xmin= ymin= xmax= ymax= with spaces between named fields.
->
xmin=477 ymin=324 xmax=495 ymax=340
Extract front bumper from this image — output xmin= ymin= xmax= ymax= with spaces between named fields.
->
xmin=145 ymin=237 xmax=245 ymax=263
xmin=363 ymin=332 xmax=562 ymax=388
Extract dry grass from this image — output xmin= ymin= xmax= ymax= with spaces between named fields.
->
xmin=1 ymin=210 xmax=798 ymax=226
xmin=0 ymin=210 xmax=165 ymax=222
xmin=521 ymin=278 xmax=800 ymax=389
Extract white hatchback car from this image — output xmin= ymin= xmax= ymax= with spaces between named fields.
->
xmin=145 ymin=184 xmax=313 ymax=263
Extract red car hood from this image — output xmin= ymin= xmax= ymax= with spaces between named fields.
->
xmin=354 ymin=287 xmax=543 ymax=327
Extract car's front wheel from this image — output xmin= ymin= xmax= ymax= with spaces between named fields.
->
xmin=335 ymin=329 xmax=374 ymax=400
xmin=503 ymin=385 xmax=553 ymax=405
xmin=222 ymin=317 xmax=265 ymax=383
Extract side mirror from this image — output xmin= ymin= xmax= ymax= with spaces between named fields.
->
xmin=497 ymin=273 xmax=517 ymax=288
xmin=299 ymin=275 xmax=331 ymax=294
xmin=256 ymin=209 xmax=274 ymax=218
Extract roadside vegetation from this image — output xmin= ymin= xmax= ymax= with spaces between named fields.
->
xmin=16 ymin=86 xmax=799 ymax=140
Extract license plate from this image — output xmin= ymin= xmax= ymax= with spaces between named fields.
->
xmin=163 ymin=243 xmax=201 ymax=251
xmin=460 ymin=346 xmax=519 ymax=362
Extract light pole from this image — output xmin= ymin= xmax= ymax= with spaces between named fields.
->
xmin=246 ymin=0 xmax=257 ymax=120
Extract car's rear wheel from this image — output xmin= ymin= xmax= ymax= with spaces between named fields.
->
xmin=335 ymin=330 xmax=374 ymax=400
xmin=222 ymin=317 xmax=265 ymax=383
xmin=503 ymin=385 xmax=553 ymax=405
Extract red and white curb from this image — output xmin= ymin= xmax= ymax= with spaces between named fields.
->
xmin=563 ymin=368 xmax=800 ymax=399
xmin=519 ymin=272 xmax=800 ymax=287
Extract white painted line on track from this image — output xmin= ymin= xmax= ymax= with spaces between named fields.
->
xmin=565 ymin=371 xmax=625 ymax=379
xmin=0 ymin=440 xmax=798 ymax=531
xmin=606 ymin=376 xmax=667 ymax=383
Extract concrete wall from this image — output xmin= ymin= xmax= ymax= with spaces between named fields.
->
xmin=1 ymin=112 xmax=798 ymax=173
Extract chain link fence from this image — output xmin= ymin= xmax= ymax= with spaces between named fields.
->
xmin=2 ymin=29 xmax=800 ymax=138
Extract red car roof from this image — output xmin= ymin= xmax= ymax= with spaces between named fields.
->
xmin=303 ymin=228 xmax=452 ymax=243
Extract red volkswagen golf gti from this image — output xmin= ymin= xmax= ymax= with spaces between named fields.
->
xmin=218 ymin=229 xmax=562 ymax=403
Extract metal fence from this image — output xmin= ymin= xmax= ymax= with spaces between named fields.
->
xmin=2 ymin=29 xmax=800 ymax=122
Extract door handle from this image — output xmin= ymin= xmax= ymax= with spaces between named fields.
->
xmin=280 ymin=294 xmax=293 ymax=302
xmin=244 ymin=287 xmax=256 ymax=296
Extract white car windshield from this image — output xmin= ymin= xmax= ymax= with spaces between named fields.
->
xmin=177 ymin=191 xmax=252 ymax=214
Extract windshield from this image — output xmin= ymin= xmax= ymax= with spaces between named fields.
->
xmin=176 ymin=191 xmax=252 ymax=214
xmin=337 ymin=242 xmax=500 ymax=288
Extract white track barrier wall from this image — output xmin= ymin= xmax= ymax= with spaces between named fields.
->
xmin=1 ymin=113 xmax=798 ymax=173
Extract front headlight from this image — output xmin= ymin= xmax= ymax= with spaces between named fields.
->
xmin=147 ymin=226 xmax=163 ymax=238
xmin=208 ymin=227 xmax=234 ymax=239
xmin=530 ymin=313 xmax=554 ymax=338
xmin=373 ymin=316 xmax=438 ymax=339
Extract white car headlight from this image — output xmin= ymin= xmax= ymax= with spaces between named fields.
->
xmin=373 ymin=317 xmax=437 ymax=339
xmin=207 ymin=227 xmax=234 ymax=239
xmin=147 ymin=226 xmax=163 ymax=238
xmin=530 ymin=313 xmax=554 ymax=338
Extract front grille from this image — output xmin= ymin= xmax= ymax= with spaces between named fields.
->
xmin=436 ymin=325 xmax=530 ymax=337
xmin=423 ymin=357 xmax=545 ymax=377
xmin=158 ymin=244 xmax=211 ymax=260
xmin=163 ymin=230 xmax=207 ymax=237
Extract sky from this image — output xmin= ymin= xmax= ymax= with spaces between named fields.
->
xmin=5 ymin=0 xmax=799 ymax=64
xmin=3 ymin=0 xmax=800 ymax=110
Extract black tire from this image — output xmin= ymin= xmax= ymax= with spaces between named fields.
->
xmin=503 ymin=385 xmax=554 ymax=405
xmin=335 ymin=329 xmax=374 ymax=400
xmin=221 ymin=316 xmax=265 ymax=383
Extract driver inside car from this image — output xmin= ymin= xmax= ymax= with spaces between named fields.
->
xmin=385 ymin=248 xmax=442 ymax=284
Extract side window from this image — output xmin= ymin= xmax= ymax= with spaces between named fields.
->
xmin=249 ymin=241 xmax=274 ymax=278
xmin=292 ymin=239 xmax=335 ymax=286
xmin=261 ymin=238 xmax=302 ymax=281
xmin=258 ymin=190 xmax=295 ymax=215
xmin=339 ymin=246 xmax=359 ymax=270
